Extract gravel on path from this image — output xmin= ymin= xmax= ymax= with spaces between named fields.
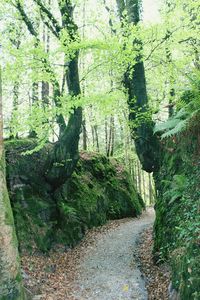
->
xmin=73 ymin=208 xmax=155 ymax=300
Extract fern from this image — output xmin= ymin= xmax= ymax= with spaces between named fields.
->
xmin=161 ymin=119 xmax=188 ymax=139
xmin=154 ymin=118 xmax=180 ymax=133
xmin=163 ymin=174 xmax=187 ymax=205
xmin=154 ymin=105 xmax=195 ymax=139
xmin=59 ymin=203 xmax=79 ymax=223
xmin=154 ymin=77 xmax=200 ymax=139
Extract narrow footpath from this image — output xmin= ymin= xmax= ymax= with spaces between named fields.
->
xmin=72 ymin=209 xmax=155 ymax=300
xmin=25 ymin=209 xmax=156 ymax=300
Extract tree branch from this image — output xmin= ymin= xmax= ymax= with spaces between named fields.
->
xmin=145 ymin=26 xmax=184 ymax=61
xmin=33 ymin=0 xmax=62 ymax=38
xmin=15 ymin=0 xmax=38 ymax=38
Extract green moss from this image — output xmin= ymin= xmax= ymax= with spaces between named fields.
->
xmin=5 ymin=139 xmax=143 ymax=253
xmin=154 ymin=131 xmax=200 ymax=298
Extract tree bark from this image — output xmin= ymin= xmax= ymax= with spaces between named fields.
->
xmin=45 ymin=0 xmax=82 ymax=187
xmin=116 ymin=0 xmax=159 ymax=173
xmin=0 ymin=66 xmax=24 ymax=300
xmin=41 ymin=0 xmax=50 ymax=106
xmin=137 ymin=161 xmax=142 ymax=195
xmin=10 ymin=82 xmax=19 ymax=139
xmin=15 ymin=0 xmax=82 ymax=187
xmin=82 ymin=119 xmax=87 ymax=151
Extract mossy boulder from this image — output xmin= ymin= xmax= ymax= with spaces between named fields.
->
xmin=5 ymin=139 xmax=144 ymax=252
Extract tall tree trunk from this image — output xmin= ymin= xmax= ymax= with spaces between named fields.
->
xmin=137 ymin=161 xmax=142 ymax=195
xmin=116 ymin=0 xmax=159 ymax=173
xmin=41 ymin=0 xmax=50 ymax=106
xmin=110 ymin=116 xmax=115 ymax=156
xmin=0 ymin=66 xmax=24 ymax=300
xmin=166 ymin=45 xmax=175 ymax=117
xmin=94 ymin=125 xmax=100 ymax=152
xmin=81 ymin=0 xmax=87 ymax=151
xmin=29 ymin=39 xmax=39 ymax=138
xmin=142 ymin=170 xmax=146 ymax=203
xmin=45 ymin=1 xmax=82 ymax=187
xmin=107 ymin=116 xmax=115 ymax=157
xmin=105 ymin=118 xmax=108 ymax=155
xmin=10 ymin=82 xmax=19 ymax=139
xmin=82 ymin=119 xmax=87 ymax=151
xmin=149 ymin=173 xmax=153 ymax=205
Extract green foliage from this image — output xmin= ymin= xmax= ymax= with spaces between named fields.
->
xmin=6 ymin=140 xmax=143 ymax=252
xmin=58 ymin=202 xmax=79 ymax=223
xmin=163 ymin=174 xmax=187 ymax=205
xmin=154 ymin=72 xmax=200 ymax=139
xmin=154 ymin=123 xmax=200 ymax=298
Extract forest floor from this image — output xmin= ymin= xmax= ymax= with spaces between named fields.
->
xmin=22 ymin=208 xmax=171 ymax=300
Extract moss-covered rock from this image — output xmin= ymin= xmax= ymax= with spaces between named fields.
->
xmin=5 ymin=140 xmax=144 ymax=253
xmin=153 ymin=123 xmax=200 ymax=299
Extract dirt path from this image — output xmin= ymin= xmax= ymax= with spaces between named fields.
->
xmin=72 ymin=209 xmax=155 ymax=300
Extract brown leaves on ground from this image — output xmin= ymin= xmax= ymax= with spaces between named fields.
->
xmin=138 ymin=228 xmax=171 ymax=300
xmin=21 ymin=218 xmax=131 ymax=300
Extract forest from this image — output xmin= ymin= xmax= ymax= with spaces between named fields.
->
xmin=0 ymin=0 xmax=199 ymax=299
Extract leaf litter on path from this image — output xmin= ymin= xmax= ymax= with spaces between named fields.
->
xmin=21 ymin=210 xmax=170 ymax=300
xmin=138 ymin=228 xmax=171 ymax=300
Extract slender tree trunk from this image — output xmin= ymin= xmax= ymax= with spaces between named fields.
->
xmin=94 ymin=125 xmax=100 ymax=152
xmin=10 ymin=82 xmax=19 ymax=139
xmin=41 ymin=0 xmax=50 ymax=106
xmin=107 ymin=116 xmax=115 ymax=157
xmin=82 ymin=119 xmax=87 ymax=151
xmin=166 ymin=46 xmax=175 ymax=117
xmin=29 ymin=39 xmax=39 ymax=138
xmin=137 ymin=161 xmax=142 ymax=195
xmin=81 ymin=0 xmax=87 ymax=151
xmin=134 ymin=163 xmax=138 ymax=189
xmin=0 ymin=66 xmax=24 ymax=300
xmin=142 ymin=170 xmax=146 ymax=203
xmin=149 ymin=173 xmax=153 ymax=205
xmin=91 ymin=124 xmax=95 ymax=149
xmin=110 ymin=116 xmax=115 ymax=156
xmin=105 ymin=118 xmax=108 ymax=155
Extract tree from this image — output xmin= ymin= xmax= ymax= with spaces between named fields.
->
xmin=116 ymin=0 xmax=159 ymax=173
xmin=0 ymin=65 xmax=24 ymax=299
xmin=13 ymin=0 xmax=83 ymax=187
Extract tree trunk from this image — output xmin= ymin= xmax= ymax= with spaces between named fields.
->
xmin=116 ymin=0 xmax=159 ymax=173
xmin=41 ymin=1 xmax=50 ymax=106
xmin=45 ymin=1 xmax=82 ymax=187
xmin=82 ymin=119 xmax=87 ymax=151
xmin=137 ymin=161 xmax=142 ymax=195
xmin=0 ymin=66 xmax=24 ymax=300
xmin=94 ymin=125 xmax=100 ymax=152
xmin=107 ymin=116 xmax=115 ymax=157
xmin=149 ymin=173 xmax=153 ymax=205
xmin=142 ymin=170 xmax=146 ymax=203
xmin=10 ymin=82 xmax=19 ymax=139
xmin=166 ymin=46 xmax=175 ymax=117
xmin=105 ymin=118 xmax=108 ymax=155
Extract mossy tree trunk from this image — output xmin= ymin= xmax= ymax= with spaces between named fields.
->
xmin=0 ymin=67 xmax=24 ymax=299
xmin=15 ymin=0 xmax=83 ymax=188
xmin=116 ymin=0 xmax=159 ymax=173
xmin=45 ymin=0 xmax=83 ymax=187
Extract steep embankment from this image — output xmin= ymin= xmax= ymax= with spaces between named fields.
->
xmin=154 ymin=121 xmax=200 ymax=299
xmin=5 ymin=139 xmax=144 ymax=252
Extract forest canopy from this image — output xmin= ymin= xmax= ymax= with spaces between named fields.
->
xmin=0 ymin=0 xmax=199 ymax=149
